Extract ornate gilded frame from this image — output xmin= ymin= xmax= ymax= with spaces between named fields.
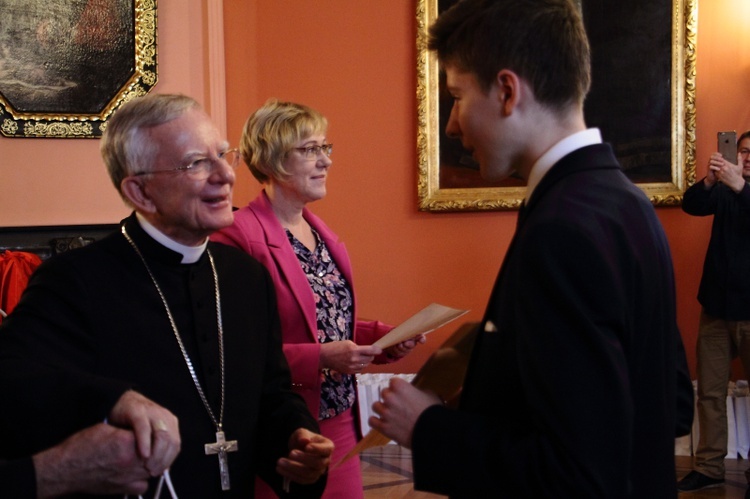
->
xmin=416 ymin=0 xmax=697 ymax=211
xmin=0 ymin=0 xmax=157 ymax=139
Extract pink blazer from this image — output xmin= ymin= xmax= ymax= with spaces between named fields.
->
xmin=211 ymin=191 xmax=392 ymax=417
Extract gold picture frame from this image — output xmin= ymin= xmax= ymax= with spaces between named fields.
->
xmin=0 ymin=0 xmax=157 ymax=139
xmin=417 ymin=0 xmax=697 ymax=212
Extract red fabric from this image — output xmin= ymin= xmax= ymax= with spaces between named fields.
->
xmin=0 ymin=251 xmax=42 ymax=324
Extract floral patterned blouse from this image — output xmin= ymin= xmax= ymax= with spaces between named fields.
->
xmin=286 ymin=227 xmax=355 ymax=420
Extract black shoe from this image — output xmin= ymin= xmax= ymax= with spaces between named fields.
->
xmin=677 ymin=470 xmax=724 ymax=491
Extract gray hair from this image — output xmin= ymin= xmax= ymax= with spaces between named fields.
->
xmin=100 ymin=94 xmax=201 ymax=202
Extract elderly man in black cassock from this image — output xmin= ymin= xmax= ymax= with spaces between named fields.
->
xmin=0 ymin=93 xmax=332 ymax=498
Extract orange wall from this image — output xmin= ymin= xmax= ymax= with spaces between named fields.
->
xmin=224 ymin=0 xmax=517 ymax=374
xmin=2 ymin=1 xmax=749 ymax=378
xmin=686 ymin=0 xmax=750 ymax=378
xmin=0 ymin=0 xmax=209 ymax=226
xmin=223 ymin=0 xmax=750 ymax=377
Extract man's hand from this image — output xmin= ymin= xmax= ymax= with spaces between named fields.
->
xmin=34 ymin=423 xmax=151 ymax=498
xmin=708 ymin=152 xmax=746 ymax=192
xmin=276 ymin=428 xmax=334 ymax=485
xmin=108 ymin=390 xmax=181 ymax=476
xmin=369 ymin=377 xmax=442 ymax=448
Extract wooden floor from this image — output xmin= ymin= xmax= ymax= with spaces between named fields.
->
xmin=361 ymin=445 xmax=445 ymax=498
xmin=361 ymin=447 xmax=750 ymax=498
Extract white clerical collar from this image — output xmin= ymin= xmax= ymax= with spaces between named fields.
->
xmin=525 ymin=128 xmax=602 ymax=202
xmin=135 ymin=213 xmax=208 ymax=264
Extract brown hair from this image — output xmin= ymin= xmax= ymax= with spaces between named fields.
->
xmin=428 ymin=0 xmax=591 ymax=111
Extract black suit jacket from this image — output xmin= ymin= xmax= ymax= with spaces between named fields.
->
xmin=0 ymin=214 xmax=324 ymax=498
xmin=411 ymin=144 xmax=693 ymax=498
xmin=0 ymin=458 xmax=34 ymax=498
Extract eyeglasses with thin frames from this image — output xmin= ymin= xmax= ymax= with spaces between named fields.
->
xmin=134 ymin=148 xmax=241 ymax=180
xmin=292 ymin=144 xmax=333 ymax=160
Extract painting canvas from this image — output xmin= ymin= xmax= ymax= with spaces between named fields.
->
xmin=417 ymin=0 xmax=697 ymax=211
xmin=0 ymin=0 xmax=157 ymax=138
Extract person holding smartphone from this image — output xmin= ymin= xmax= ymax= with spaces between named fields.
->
xmin=678 ymin=130 xmax=750 ymax=492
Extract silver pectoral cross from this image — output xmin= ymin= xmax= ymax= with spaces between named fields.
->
xmin=204 ymin=430 xmax=238 ymax=491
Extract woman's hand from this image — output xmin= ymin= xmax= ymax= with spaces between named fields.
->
xmin=384 ymin=334 xmax=426 ymax=360
xmin=319 ymin=340 xmax=382 ymax=374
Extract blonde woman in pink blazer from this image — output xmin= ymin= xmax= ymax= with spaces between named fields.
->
xmin=212 ymin=99 xmax=424 ymax=498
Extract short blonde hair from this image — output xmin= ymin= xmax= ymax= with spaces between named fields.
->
xmin=240 ymin=99 xmax=328 ymax=183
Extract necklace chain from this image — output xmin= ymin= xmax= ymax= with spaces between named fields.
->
xmin=122 ymin=226 xmax=226 ymax=431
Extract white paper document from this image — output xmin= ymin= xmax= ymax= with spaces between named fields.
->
xmin=371 ymin=303 xmax=469 ymax=349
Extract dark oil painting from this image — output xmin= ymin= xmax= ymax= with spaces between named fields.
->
xmin=437 ymin=0 xmax=673 ymax=190
xmin=0 ymin=0 xmax=135 ymax=116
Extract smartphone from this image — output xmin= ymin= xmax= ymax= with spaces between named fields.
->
xmin=718 ymin=131 xmax=737 ymax=162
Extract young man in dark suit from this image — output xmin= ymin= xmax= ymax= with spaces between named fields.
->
xmin=370 ymin=1 xmax=693 ymax=497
